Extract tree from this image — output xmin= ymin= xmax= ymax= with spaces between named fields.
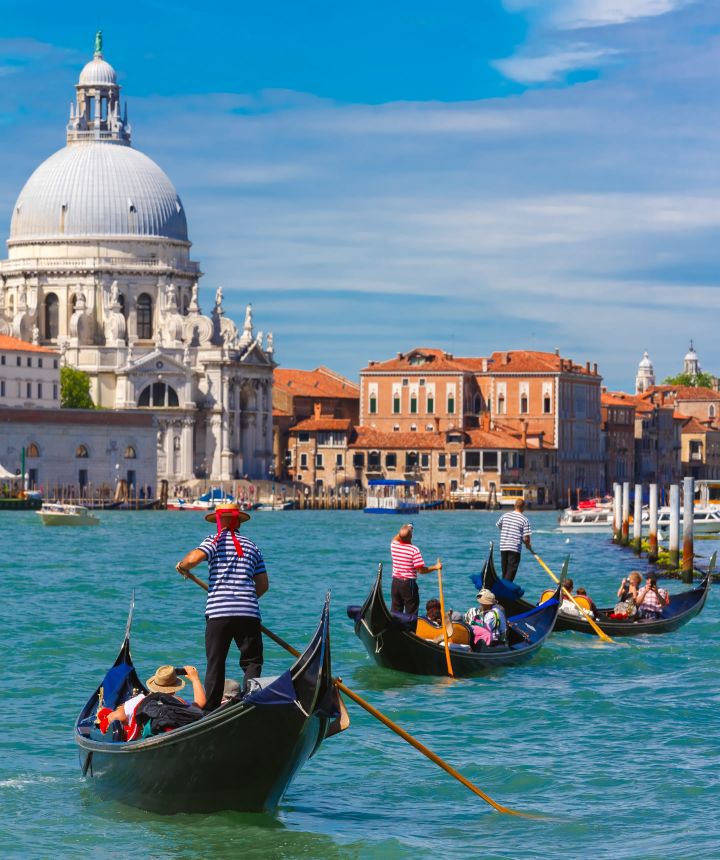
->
xmin=60 ymin=366 xmax=94 ymax=408
xmin=661 ymin=371 xmax=715 ymax=388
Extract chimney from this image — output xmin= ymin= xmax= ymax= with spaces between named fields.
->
xmin=585 ymin=361 xmax=590 ymax=373
xmin=397 ymin=352 xmax=403 ymax=359
xmin=593 ymin=362 xmax=598 ymax=374
xmin=482 ymin=358 xmax=488 ymax=372
xmin=502 ymin=352 xmax=509 ymax=366
xmin=555 ymin=347 xmax=560 ymax=356
xmin=313 ymin=401 xmax=321 ymax=420
xmin=368 ymin=360 xmax=376 ymax=367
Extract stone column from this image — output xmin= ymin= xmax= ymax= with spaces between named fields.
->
xmin=181 ymin=417 xmax=195 ymax=481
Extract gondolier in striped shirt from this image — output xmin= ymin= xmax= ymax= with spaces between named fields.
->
xmin=176 ymin=502 xmax=269 ymax=711
xmin=390 ymin=523 xmax=441 ymax=615
xmin=496 ymin=499 xmax=534 ymax=582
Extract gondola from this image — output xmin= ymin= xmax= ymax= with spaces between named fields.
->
xmin=346 ymin=565 xmax=561 ymax=677
xmin=481 ymin=544 xmax=713 ymax=637
xmin=75 ymin=594 xmax=344 ymax=814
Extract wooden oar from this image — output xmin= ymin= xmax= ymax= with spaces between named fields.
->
xmin=177 ymin=566 xmax=541 ymax=818
xmin=435 ymin=558 xmax=454 ymax=677
xmin=532 ymin=553 xmax=614 ymax=644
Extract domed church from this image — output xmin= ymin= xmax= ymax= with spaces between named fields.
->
xmin=0 ymin=33 xmax=275 ymax=484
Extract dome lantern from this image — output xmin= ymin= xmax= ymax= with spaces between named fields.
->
xmin=68 ymin=32 xmax=130 ymax=146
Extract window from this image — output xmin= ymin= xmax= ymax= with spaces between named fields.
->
xmin=136 ymin=293 xmax=153 ymax=339
xmin=335 ymin=453 xmax=343 ymax=467
xmin=447 ymin=396 xmax=455 ymax=414
xmin=27 ymin=357 xmax=32 ymax=367
xmin=450 ymin=454 xmax=458 ymax=468
xmin=410 ymin=395 xmax=418 ymax=414
xmin=420 ymin=453 xmax=430 ymax=468
xmin=124 ymin=446 xmax=137 ymax=459
xmin=543 ymin=395 xmax=551 ymax=414
xmin=710 ymin=405 xmax=716 ymax=419
xmin=0 ymin=356 xmax=4 ymax=366
xmin=497 ymin=394 xmax=506 ymax=414
xmin=38 ymin=359 xmax=43 ymax=368
xmin=425 ymin=424 xmax=434 ymax=431
xmin=53 ymin=359 xmax=58 ymax=369
xmin=16 ymin=356 xmax=21 ymax=366
xmin=53 ymin=383 xmax=58 ymax=400
xmin=386 ymin=452 xmax=397 ymax=469
xmin=465 ymin=452 xmax=481 ymax=469
xmin=410 ymin=424 xmax=417 ymax=431
xmin=353 ymin=452 xmax=365 ymax=468
xmin=369 ymin=395 xmax=377 ymax=414
xmin=402 ymin=378 xmax=409 ymax=386
xmin=368 ymin=451 xmax=381 ymax=470
xmin=419 ymin=378 xmax=425 ymax=386
xmin=300 ymin=453 xmax=308 ymax=469
xmin=427 ymin=396 xmax=434 ymax=413
xmin=44 ymin=293 xmax=59 ymax=340
xmin=78 ymin=468 xmax=88 ymax=489
xmin=138 ymin=383 xmax=179 ymax=408
xmin=520 ymin=394 xmax=528 ymax=414
xmin=316 ymin=453 xmax=324 ymax=468
xmin=405 ymin=451 xmax=418 ymax=470
xmin=76 ymin=444 xmax=89 ymax=458
xmin=393 ymin=395 xmax=401 ymax=414
xmin=298 ymin=432 xmax=310 ymax=442
xmin=0 ymin=381 xmax=4 ymax=397
xmin=483 ymin=451 xmax=498 ymax=470
xmin=393 ymin=424 xmax=400 ymax=432
xmin=438 ymin=454 xmax=446 ymax=469
xmin=37 ymin=383 xmax=42 ymax=399
xmin=27 ymin=443 xmax=40 ymax=457
xmin=26 ymin=383 xmax=31 ymax=398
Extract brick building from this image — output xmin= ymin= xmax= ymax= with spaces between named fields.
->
xmin=601 ymin=391 xmax=636 ymax=486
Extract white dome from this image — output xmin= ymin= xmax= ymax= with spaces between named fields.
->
xmin=685 ymin=347 xmax=698 ymax=361
xmin=10 ymin=142 xmax=188 ymax=243
xmin=638 ymin=351 xmax=653 ymax=369
xmin=79 ymin=56 xmax=117 ymax=86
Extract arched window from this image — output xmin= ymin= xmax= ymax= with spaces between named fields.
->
xmin=138 ymin=383 xmax=179 ymax=408
xmin=124 ymin=446 xmax=137 ymax=459
xmin=44 ymin=293 xmax=59 ymax=340
xmin=410 ymin=394 xmax=418 ymax=414
xmin=76 ymin=444 xmax=89 ymax=458
xmin=26 ymin=443 xmax=40 ymax=458
xmin=497 ymin=394 xmax=506 ymax=415
xmin=393 ymin=394 xmax=401 ymax=414
xmin=709 ymin=404 xmax=716 ymax=419
xmin=137 ymin=293 xmax=153 ymax=340
xmin=543 ymin=395 xmax=552 ymax=414
xmin=447 ymin=396 xmax=455 ymax=414
xmin=473 ymin=393 xmax=482 ymax=414
xmin=520 ymin=394 xmax=529 ymax=414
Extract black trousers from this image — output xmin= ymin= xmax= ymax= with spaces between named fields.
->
xmin=391 ymin=578 xmax=420 ymax=615
xmin=205 ymin=616 xmax=263 ymax=711
xmin=501 ymin=550 xmax=521 ymax=582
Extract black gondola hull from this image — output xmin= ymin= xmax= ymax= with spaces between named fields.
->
xmin=75 ymin=596 xmax=338 ymax=814
xmin=482 ymin=548 xmax=712 ymax=637
xmin=350 ymin=567 xmax=560 ymax=678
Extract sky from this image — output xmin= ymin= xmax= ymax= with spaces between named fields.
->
xmin=2 ymin=1 xmax=720 ymax=390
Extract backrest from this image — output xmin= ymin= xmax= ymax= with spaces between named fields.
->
xmin=415 ymin=617 xmax=441 ymax=640
xmin=574 ymin=595 xmax=593 ymax=611
xmin=539 ymin=589 xmax=556 ymax=604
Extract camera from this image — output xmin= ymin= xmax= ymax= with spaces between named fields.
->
xmin=174 ymin=667 xmax=188 ymax=676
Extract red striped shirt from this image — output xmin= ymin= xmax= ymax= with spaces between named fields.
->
xmin=390 ymin=540 xmax=425 ymax=580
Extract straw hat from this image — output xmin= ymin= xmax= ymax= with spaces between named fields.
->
xmin=204 ymin=502 xmax=251 ymax=524
xmin=476 ymin=589 xmax=498 ymax=606
xmin=146 ymin=665 xmax=186 ymax=694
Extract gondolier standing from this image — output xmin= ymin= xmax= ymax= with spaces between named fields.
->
xmin=390 ymin=523 xmax=441 ymax=615
xmin=496 ymin=499 xmax=534 ymax=582
xmin=176 ymin=502 xmax=269 ymax=711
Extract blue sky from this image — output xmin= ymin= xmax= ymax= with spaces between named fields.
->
xmin=2 ymin=1 xmax=720 ymax=389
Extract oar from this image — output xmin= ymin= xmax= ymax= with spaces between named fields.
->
xmin=532 ymin=553 xmax=614 ymax=644
xmin=435 ymin=558 xmax=454 ymax=678
xmin=177 ymin=566 xmax=541 ymax=818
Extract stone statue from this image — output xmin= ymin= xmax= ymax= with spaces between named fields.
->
xmin=110 ymin=281 xmax=119 ymax=308
xmin=266 ymin=331 xmax=274 ymax=354
xmin=255 ymin=330 xmax=264 ymax=349
xmin=183 ymin=342 xmax=191 ymax=366
xmin=214 ymin=286 xmax=224 ymax=314
xmin=239 ymin=303 xmax=254 ymax=347
xmin=31 ymin=324 xmax=39 ymax=345
xmin=165 ymin=282 xmax=178 ymax=311
xmin=188 ymin=282 xmax=200 ymax=313
xmin=94 ymin=30 xmax=103 ymax=56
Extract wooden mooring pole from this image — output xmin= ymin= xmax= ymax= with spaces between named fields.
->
xmin=647 ymin=483 xmax=658 ymax=563
xmin=632 ymin=483 xmax=643 ymax=554
xmin=668 ymin=484 xmax=680 ymax=570
xmin=613 ymin=483 xmax=622 ymax=543
xmin=682 ymin=476 xmax=694 ymax=583
xmin=621 ymin=482 xmax=630 ymax=546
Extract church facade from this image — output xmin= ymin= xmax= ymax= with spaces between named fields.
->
xmin=0 ymin=35 xmax=275 ymax=483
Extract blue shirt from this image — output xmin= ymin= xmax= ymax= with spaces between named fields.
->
xmin=197 ymin=530 xmax=266 ymax=619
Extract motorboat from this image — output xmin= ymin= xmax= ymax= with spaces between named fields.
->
xmin=557 ymin=504 xmax=613 ymax=533
xmin=257 ymin=499 xmax=295 ymax=512
xmin=36 ymin=503 xmax=100 ymax=526
xmin=645 ymin=505 xmax=720 ymax=536
xmin=166 ymin=488 xmax=235 ymax=512
xmin=364 ymin=479 xmax=419 ymax=515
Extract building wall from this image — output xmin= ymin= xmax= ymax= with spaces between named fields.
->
xmin=0 ymin=408 xmax=157 ymax=494
xmin=360 ymin=370 xmax=468 ymax=432
xmin=0 ymin=343 xmax=60 ymax=407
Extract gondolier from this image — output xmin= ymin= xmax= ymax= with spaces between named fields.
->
xmin=390 ymin=523 xmax=441 ymax=615
xmin=496 ymin=499 xmax=534 ymax=582
xmin=176 ymin=502 xmax=269 ymax=710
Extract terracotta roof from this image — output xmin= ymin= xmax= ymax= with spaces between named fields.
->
xmin=349 ymin=426 xmax=445 ymax=450
xmin=464 ymin=428 xmax=542 ymax=449
xmin=0 ymin=334 xmax=59 ymax=355
xmin=274 ymin=367 xmax=359 ymax=400
xmin=290 ymin=417 xmax=353 ymax=433
xmin=681 ymin=417 xmax=717 ymax=434
xmin=601 ymin=392 xmax=637 ymax=409
xmin=487 ymin=350 xmax=597 ymax=375
xmin=644 ymin=384 xmax=720 ymax=402
xmin=362 ymin=348 xmax=474 ymax=373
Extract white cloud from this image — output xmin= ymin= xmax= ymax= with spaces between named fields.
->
xmin=502 ymin=0 xmax=693 ymax=29
xmin=493 ymin=44 xmax=617 ymax=83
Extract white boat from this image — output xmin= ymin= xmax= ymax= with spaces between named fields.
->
xmin=36 ymin=503 xmax=100 ymax=526
xmin=256 ymin=500 xmax=295 ymax=512
xmin=166 ymin=488 xmax=235 ymax=511
xmin=645 ymin=505 xmax=720 ymax=536
xmin=557 ymin=505 xmax=613 ymax=533
xmin=364 ymin=479 xmax=420 ymax=515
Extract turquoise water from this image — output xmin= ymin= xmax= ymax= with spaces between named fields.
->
xmin=2 ymin=510 xmax=718 ymax=859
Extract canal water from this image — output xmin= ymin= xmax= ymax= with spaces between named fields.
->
xmin=2 ymin=510 xmax=718 ymax=859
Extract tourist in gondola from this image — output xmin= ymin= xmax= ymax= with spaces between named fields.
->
xmin=176 ymin=502 xmax=269 ymax=711
xmin=635 ymin=574 xmax=670 ymax=620
xmin=496 ymin=499 xmax=534 ymax=581
xmin=98 ymin=664 xmax=206 ymax=739
xmin=617 ymin=571 xmax=642 ymax=602
xmin=464 ymin=589 xmax=507 ymax=647
xmin=390 ymin=523 xmax=442 ymax=615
